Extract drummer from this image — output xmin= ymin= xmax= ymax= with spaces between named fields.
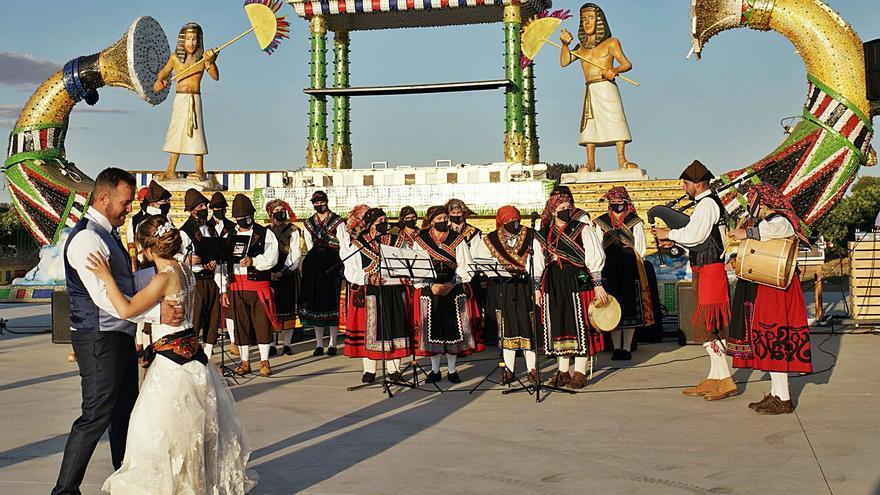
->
xmin=726 ymin=183 xmax=812 ymax=415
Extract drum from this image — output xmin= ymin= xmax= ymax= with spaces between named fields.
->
xmin=734 ymin=236 xmax=798 ymax=289
xmin=588 ymin=295 xmax=622 ymax=332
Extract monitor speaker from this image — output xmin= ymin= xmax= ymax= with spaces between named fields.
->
xmin=51 ymin=290 xmax=71 ymax=344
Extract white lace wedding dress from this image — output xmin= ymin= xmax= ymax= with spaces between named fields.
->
xmin=102 ymin=264 xmax=256 ymax=494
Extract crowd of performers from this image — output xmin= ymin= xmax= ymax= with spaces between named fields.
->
xmin=125 ymin=165 xmax=812 ymax=415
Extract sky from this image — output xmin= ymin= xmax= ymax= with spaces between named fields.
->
xmin=1 ymin=0 xmax=878 ymax=202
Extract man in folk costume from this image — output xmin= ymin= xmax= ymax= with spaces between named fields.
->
xmin=301 ymin=191 xmax=346 ymax=356
xmin=412 ymin=205 xmax=477 ymax=384
xmin=537 ymin=191 xmax=609 ymax=389
xmin=267 ymin=199 xmax=303 ymax=356
xmin=445 ymin=198 xmax=488 ymax=349
xmin=394 ymin=205 xmax=420 ymax=248
xmin=178 ymin=189 xmax=222 ymax=357
xmin=132 ymin=180 xmax=174 ymax=270
xmin=343 ymin=208 xmax=412 ymax=384
xmin=594 ymin=186 xmax=654 ymax=361
xmin=472 ymin=206 xmax=545 ymax=385
xmin=220 ymin=194 xmax=280 ymax=377
xmin=726 ymin=184 xmax=812 ymax=414
xmin=206 ymin=191 xmax=240 ymax=355
xmin=653 ymin=160 xmax=736 ymax=400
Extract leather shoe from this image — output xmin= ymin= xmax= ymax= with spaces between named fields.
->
xmin=327 ymin=346 xmax=337 ymax=356
xmin=234 ymin=361 xmax=251 ymax=376
xmin=259 ymin=360 xmax=272 ymax=377
xmin=527 ymin=369 xmax=538 ymax=385
xmin=230 ymin=345 xmax=240 ymax=356
xmin=611 ymin=349 xmax=626 ymax=361
xmin=425 ymin=371 xmax=441 ymax=384
xmin=547 ymin=370 xmax=570 ymax=387
xmin=756 ymin=395 xmax=794 ymax=415
xmin=313 ymin=347 xmax=324 ymax=357
xmin=501 ymin=368 xmax=515 ymax=385
xmin=749 ymin=393 xmax=774 ymax=410
xmin=568 ymin=371 xmax=588 ymax=389
xmin=389 ymin=372 xmax=404 ymax=383
xmin=447 ymin=372 xmax=462 ymax=384
xmin=703 ymin=377 xmax=738 ymax=401
xmin=362 ymin=372 xmax=376 ymax=383
xmin=682 ymin=379 xmax=718 ymax=396
xmin=282 ymin=345 xmax=293 ymax=356
xmin=268 ymin=346 xmax=278 ymax=357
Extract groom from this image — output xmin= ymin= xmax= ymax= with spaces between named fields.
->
xmin=52 ymin=168 xmax=185 ymax=495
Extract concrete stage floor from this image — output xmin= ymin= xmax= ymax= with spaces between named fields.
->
xmin=0 ymin=302 xmax=877 ymax=495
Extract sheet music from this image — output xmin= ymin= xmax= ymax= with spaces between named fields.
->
xmin=470 ymin=257 xmax=513 ymax=279
xmin=379 ymin=244 xmax=436 ymax=281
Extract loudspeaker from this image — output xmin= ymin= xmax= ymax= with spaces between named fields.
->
xmin=51 ymin=290 xmax=71 ymax=344
xmin=867 ymin=39 xmax=880 ymax=102
xmin=677 ymin=279 xmax=736 ymax=345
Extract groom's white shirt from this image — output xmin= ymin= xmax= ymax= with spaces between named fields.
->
xmin=66 ymin=208 xmax=161 ymax=332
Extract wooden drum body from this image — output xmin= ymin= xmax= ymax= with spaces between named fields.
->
xmin=734 ymin=237 xmax=798 ymax=289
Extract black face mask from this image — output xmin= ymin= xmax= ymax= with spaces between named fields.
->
xmin=314 ymin=204 xmax=328 ymax=213
xmin=610 ymin=204 xmax=627 ymax=214
xmin=402 ymin=219 xmax=417 ymax=229
xmin=503 ymin=221 xmax=521 ymax=235
xmin=375 ymin=222 xmax=389 ymax=234
xmin=433 ymin=221 xmax=450 ymax=232
xmin=237 ymin=217 xmax=254 ymax=229
xmin=195 ymin=209 xmax=209 ymax=222
xmin=213 ymin=208 xmax=225 ymax=220
xmin=449 ymin=215 xmax=464 ymax=225
xmin=273 ymin=211 xmax=287 ymax=222
xmin=557 ymin=209 xmax=572 ymax=222
xmin=159 ymin=204 xmax=171 ymax=217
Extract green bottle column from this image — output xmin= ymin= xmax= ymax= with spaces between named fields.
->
xmin=503 ymin=5 xmax=525 ymax=163
xmin=331 ymin=30 xmax=352 ymax=169
xmin=306 ymin=16 xmax=328 ymax=168
xmin=522 ymin=61 xmax=539 ymax=164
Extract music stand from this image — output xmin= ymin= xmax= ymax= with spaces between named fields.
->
xmin=466 ymin=259 xmax=533 ymax=395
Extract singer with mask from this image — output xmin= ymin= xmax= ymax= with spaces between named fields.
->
xmin=445 ymin=198 xmax=488 ymax=350
xmin=220 ymin=194 xmax=280 ymax=377
xmin=473 ymin=206 xmax=545 ymax=385
xmin=267 ymin=199 xmax=302 ymax=356
xmin=205 ymin=192 xmax=240 ymax=355
xmin=395 ymin=206 xmax=419 ymax=248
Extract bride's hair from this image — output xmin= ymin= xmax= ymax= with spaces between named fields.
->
xmin=136 ymin=215 xmax=182 ymax=259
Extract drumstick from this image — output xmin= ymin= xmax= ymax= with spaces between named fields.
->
xmin=544 ymin=39 xmax=640 ymax=86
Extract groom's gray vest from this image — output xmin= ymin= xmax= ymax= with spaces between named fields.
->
xmin=64 ymin=217 xmax=137 ymax=335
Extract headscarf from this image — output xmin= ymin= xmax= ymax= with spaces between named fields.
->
xmin=266 ymin=199 xmax=295 ymax=222
xmin=496 ymin=205 xmax=521 ymax=230
xmin=310 ymin=190 xmax=329 ymax=203
xmin=346 ymin=204 xmax=370 ymax=236
xmin=397 ymin=205 xmax=417 ymax=229
xmin=540 ymin=187 xmax=575 ymax=225
xmin=747 ymin=183 xmax=810 ymax=245
xmin=362 ymin=208 xmax=386 ymax=231
xmin=422 ymin=205 xmax=448 ymax=230
xmin=603 ymin=186 xmax=637 ymax=228
xmin=444 ymin=198 xmax=475 ymax=217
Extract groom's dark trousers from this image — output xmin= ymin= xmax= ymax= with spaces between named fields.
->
xmin=51 ymin=330 xmax=138 ymax=495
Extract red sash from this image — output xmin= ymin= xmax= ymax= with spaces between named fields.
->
xmin=231 ymin=275 xmax=281 ymax=330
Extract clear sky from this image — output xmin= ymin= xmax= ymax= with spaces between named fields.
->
xmin=1 ymin=0 xmax=878 ymax=201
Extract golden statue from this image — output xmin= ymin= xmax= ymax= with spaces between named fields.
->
xmin=560 ymin=3 xmax=636 ymax=172
xmin=153 ymin=23 xmax=219 ymax=181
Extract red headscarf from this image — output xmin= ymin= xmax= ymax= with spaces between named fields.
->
xmin=747 ymin=183 xmax=810 ymax=245
xmin=540 ymin=191 xmax=573 ymax=225
xmin=346 ymin=204 xmax=370 ymax=236
xmin=496 ymin=205 xmax=521 ymax=230
xmin=603 ymin=186 xmax=637 ymax=228
xmin=265 ymin=199 xmax=295 ymax=222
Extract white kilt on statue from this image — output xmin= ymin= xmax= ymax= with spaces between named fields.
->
xmin=578 ymin=80 xmax=632 ymax=146
xmin=163 ymin=93 xmax=208 ymax=155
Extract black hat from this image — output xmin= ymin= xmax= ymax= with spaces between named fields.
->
xmin=209 ymin=191 xmax=228 ymax=209
xmin=231 ymin=194 xmax=255 ymax=218
xmin=680 ymin=160 xmax=714 ymax=183
xmin=145 ymin=180 xmax=172 ymax=203
xmin=184 ymin=188 xmax=209 ymax=212
xmin=310 ymin=190 xmax=328 ymax=203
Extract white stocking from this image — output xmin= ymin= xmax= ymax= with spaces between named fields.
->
xmin=314 ymin=327 xmax=324 ymax=348
xmin=524 ymin=350 xmax=537 ymax=371
xmin=574 ymin=356 xmax=589 ymax=374
xmin=502 ymin=349 xmax=517 ymax=372
xmin=704 ymin=341 xmax=719 ymax=379
xmin=387 ymin=359 xmax=401 ymax=373
xmin=621 ymin=328 xmax=635 ymax=352
xmin=363 ymin=358 xmax=377 ymax=374
xmin=226 ymin=319 xmax=236 ymax=343
xmin=557 ymin=357 xmax=571 ymax=373
xmin=446 ymin=353 xmax=458 ymax=373
xmin=328 ymin=326 xmax=339 ymax=348
xmin=258 ymin=344 xmax=271 ymax=362
xmin=430 ymin=354 xmax=441 ymax=373
xmin=612 ymin=329 xmax=622 ymax=349
xmin=203 ymin=343 xmax=213 ymax=358
xmin=710 ymin=340 xmax=731 ymax=379
xmin=239 ymin=345 xmax=250 ymax=363
xmin=771 ymin=372 xmax=790 ymax=401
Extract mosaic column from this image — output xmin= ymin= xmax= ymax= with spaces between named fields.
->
xmin=306 ymin=15 xmax=328 ymax=168
xmin=503 ymin=4 xmax=525 ymax=163
xmin=331 ymin=30 xmax=352 ymax=169
xmin=522 ymin=61 xmax=540 ymax=164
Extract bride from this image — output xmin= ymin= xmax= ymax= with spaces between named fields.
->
xmin=88 ymin=215 xmax=256 ymax=494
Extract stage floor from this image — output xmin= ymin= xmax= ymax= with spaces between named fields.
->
xmin=0 ymin=301 xmax=877 ymax=494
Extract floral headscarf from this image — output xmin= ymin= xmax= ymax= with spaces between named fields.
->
xmin=747 ymin=183 xmax=810 ymax=245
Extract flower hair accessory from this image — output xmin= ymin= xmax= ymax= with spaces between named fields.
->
xmin=153 ymin=222 xmax=174 ymax=238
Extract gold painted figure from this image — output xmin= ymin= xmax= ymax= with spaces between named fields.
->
xmin=560 ymin=3 xmax=636 ymax=172
xmin=154 ymin=23 xmax=219 ymax=181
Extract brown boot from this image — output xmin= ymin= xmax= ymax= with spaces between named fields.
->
xmin=501 ymin=368 xmax=515 ymax=385
xmin=547 ymin=370 xmax=570 ymax=387
xmin=234 ymin=361 xmax=251 ymax=376
xmin=749 ymin=393 xmax=774 ymax=410
xmin=67 ymin=351 xmax=77 ymax=363
xmin=704 ymin=377 xmax=738 ymax=401
xmin=756 ymin=396 xmax=794 ymax=415
xmin=568 ymin=371 xmax=588 ymax=389
xmin=259 ymin=360 xmax=272 ymax=377
xmin=230 ymin=345 xmax=240 ymax=356
xmin=682 ymin=379 xmax=718 ymax=396
xmin=527 ymin=369 xmax=538 ymax=385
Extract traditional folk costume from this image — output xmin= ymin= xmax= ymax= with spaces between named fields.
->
xmin=301 ymin=191 xmax=346 ymax=356
xmin=221 ymin=194 xmax=280 ymax=377
xmin=178 ymin=189 xmax=222 ymax=358
xmin=446 ymin=199 xmax=487 ymax=350
xmin=338 ymin=204 xmax=371 ymax=336
xmin=537 ymin=191 xmax=607 ymax=389
xmin=206 ymin=192 xmax=240 ymax=354
xmin=472 ymin=206 xmax=545 ymax=385
xmin=412 ymin=206 xmax=476 ymax=383
xmin=728 ymin=184 xmax=812 ymax=414
xmin=668 ymin=161 xmax=736 ymax=400
xmin=395 ymin=205 xmax=420 ymax=249
xmin=343 ymin=209 xmax=412 ymax=382
xmin=594 ymin=187 xmax=655 ymax=360
xmin=267 ymin=200 xmax=303 ymax=356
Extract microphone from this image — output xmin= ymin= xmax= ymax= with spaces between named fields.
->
xmin=530 ymin=211 xmax=539 ymax=228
